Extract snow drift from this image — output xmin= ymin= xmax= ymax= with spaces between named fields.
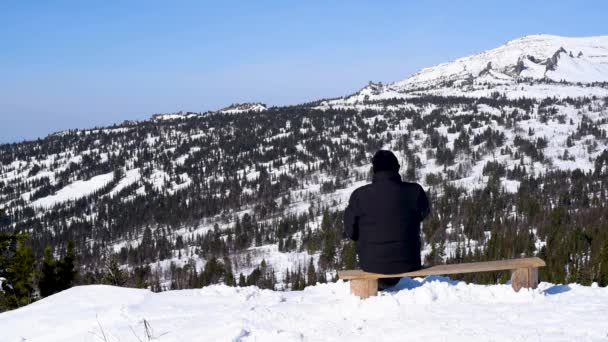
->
xmin=1 ymin=277 xmax=607 ymax=341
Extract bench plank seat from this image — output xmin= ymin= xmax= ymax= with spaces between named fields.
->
xmin=338 ymin=257 xmax=545 ymax=279
xmin=338 ymin=257 xmax=546 ymax=298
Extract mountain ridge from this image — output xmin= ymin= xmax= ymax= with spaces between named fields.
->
xmin=393 ymin=34 xmax=608 ymax=89
xmin=316 ymin=34 xmax=608 ymax=110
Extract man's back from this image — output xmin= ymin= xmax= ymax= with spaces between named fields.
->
xmin=343 ymin=151 xmax=430 ymax=275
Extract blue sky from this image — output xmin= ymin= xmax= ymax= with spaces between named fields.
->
xmin=1 ymin=0 xmax=607 ymax=143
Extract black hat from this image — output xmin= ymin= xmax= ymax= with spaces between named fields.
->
xmin=372 ymin=150 xmax=400 ymax=173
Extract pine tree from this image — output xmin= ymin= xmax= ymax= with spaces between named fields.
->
xmin=223 ymin=259 xmax=236 ymax=286
xmin=340 ymin=241 xmax=357 ymax=269
xmin=599 ymin=239 xmax=608 ymax=287
xmin=56 ymin=241 xmax=77 ymax=291
xmin=284 ymin=268 xmax=291 ymax=288
xmin=201 ymin=257 xmax=223 ymax=286
xmin=38 ymin=245 xmax=58 ymax=298
xmin=319 ymin=210 xmax=336 ymax=269
xmin=1 ymin=235 xmax=35 ymax=309
xmin=102 ymin=256 xmax=127 ymax=286
xmin=307 ymin=258 xmax=317 ymax=286
xmin=0 ymin=209 xmax=9 ymax=227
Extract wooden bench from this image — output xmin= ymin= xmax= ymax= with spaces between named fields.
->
xmin=338 ymin=257 xmax=546 ymax=299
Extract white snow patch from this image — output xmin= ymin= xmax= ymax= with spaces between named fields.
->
xmin=108 ymin=169 xmax=140 ymax=197
xmin=1 ymin=280 xmax=607 ymax=341
xmin=31 ymin=172 xmax=115 ymax=208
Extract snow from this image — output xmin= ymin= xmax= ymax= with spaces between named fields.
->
xmin=108 ymin=169 xmax=140 ymax=197
xmin=393 ymin=34 xmax=608 ymax=90
xmin=151 ymin=113 xmax=202 ymax=121
xmin=153 ymin=114 xmax=185 ymax=121
xmin=1 ymin=280 xmax=608 ymax=341
xmin=169 ymin=172 xmax=192 ymax=193
xmin=547 ymin=51 xmax=608 ymax=83
xmin=220 ymin=103 xmax=267 ymax=114
xmin=31 ymin=172 xmax=115 ymax=208
xmin=149 ymin=169 xmax=169 ymax=190
xmin=234 ymin=244 xmax=317 ymax=284
xmin=321 ymin=35 xmax=608 ymax=111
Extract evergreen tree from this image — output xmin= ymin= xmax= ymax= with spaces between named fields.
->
xmin=102 ymin=256 xmax=127 ymax=286
xmin=224 ymin=270 xmax=236 ymax=287
xmin=599 ymin=239 xmax=608 ymax=287
xmin=223 ymin=259 xmax=236 ymax=286
xmin=0 ymin=235 xmax=35 ymax=310
xmin=56 ymin=241 xmax=77 ymax=291
xmin=340 ymin=241 xmax=357 ymax=269
xmin=201 ymin=257 xmax=223 ymax=286
xmin=307 ymin=258 xmax=317 ymax=286
xmin=38 ymin=245 xmax=58 ymax=298
xmin=319 ymin=210 xmax=337 ymax=269
xmin=0 ymin=209 xmax=9 ymax=227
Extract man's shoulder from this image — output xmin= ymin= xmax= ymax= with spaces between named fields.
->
xmin=352 ymin=183 xmax=372 ymax=195
xmin=346 ymin=185 xmax=368 ymax=208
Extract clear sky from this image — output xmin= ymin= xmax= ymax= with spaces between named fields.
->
xmin=1 ymin=0 xmax=607 ymax=143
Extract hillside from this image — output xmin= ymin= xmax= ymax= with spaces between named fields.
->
xmin=1 ymin=34 xmax=608 ymax=292
xmin=1 ymin=279 xmax=607 ymax=341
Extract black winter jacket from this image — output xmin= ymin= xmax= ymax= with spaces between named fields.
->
xmin=343 ymin=171 xmax=430 ymax=274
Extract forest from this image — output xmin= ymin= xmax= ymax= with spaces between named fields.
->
xmin=2 ymin=92 xmax=608 ymax=312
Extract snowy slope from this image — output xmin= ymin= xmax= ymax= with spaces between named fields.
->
xmin=31 ymin=171 xmax=115 ymax=208
xmin=1 ymin=279 xmax=607 ymax=342
xmin=394 ymin=34 xmax=608 ymax=89
xmin=320 ymin=35 xmax=608 ymax=109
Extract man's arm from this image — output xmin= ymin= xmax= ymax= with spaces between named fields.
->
xmin=343 ymin=191 xmax=360 ymax=241
xmin=417 ymin=185 xmax=430 ymax=221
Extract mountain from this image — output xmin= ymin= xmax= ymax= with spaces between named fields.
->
xmin=2 ymin=279 xmax=608 ymax=341
xmin=1 ymin=34 xmax=608 ymax=295
xmin=320 ymin=34 xmax=608 ymax=109
xmin=220 ymin=102 xmax=268 ymax=114
xmin=395 ymin=34 xmax=608 ymax=88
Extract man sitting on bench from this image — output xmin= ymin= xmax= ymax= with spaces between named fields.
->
xmin=343 ymin=150 xmax=430 ymax=290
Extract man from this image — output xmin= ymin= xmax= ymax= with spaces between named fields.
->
xmin=343 ymin=150 xmax=430 ymax=290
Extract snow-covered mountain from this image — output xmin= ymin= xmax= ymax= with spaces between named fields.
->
xmin=2 ymin=279 xmax=607 ymax=342
xmin=320 ymin=34 xmax=608 ymax=109
xmin=396 ymin=34 xmax=608 ymax=88
xmin=149 ymin=103 xmax=268 ymax=121
xmin=220 ymin=102 xmax=267 ymax=114
xmin=2 ymin=34 xmax=608 ymax=294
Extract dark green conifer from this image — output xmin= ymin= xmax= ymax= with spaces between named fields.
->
xmin=307 ymin=258 xmax=317 ymax=286
xmin=56 ymin=241 xmax=77 ymax=291
xmin=38 ymin=245 xmax=58 ymax=297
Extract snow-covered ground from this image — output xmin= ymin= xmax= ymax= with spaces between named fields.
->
xmin=31 ymin=171 xmax=115 ymax=208
xmin=2 ymin=278 xmax=607 ymax=342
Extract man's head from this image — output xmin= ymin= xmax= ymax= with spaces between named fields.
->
xmin=372 ymin=150 xmax=400 ymax=173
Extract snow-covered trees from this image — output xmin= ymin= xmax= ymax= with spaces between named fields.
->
xmin=2 ymin=89 xmax=608 ymax=295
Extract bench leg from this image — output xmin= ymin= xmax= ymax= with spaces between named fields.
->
xmin=350 ymin=279 xmax=378 ymax=299
xmin=510 ymin=267 xmax=538 ymax=292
